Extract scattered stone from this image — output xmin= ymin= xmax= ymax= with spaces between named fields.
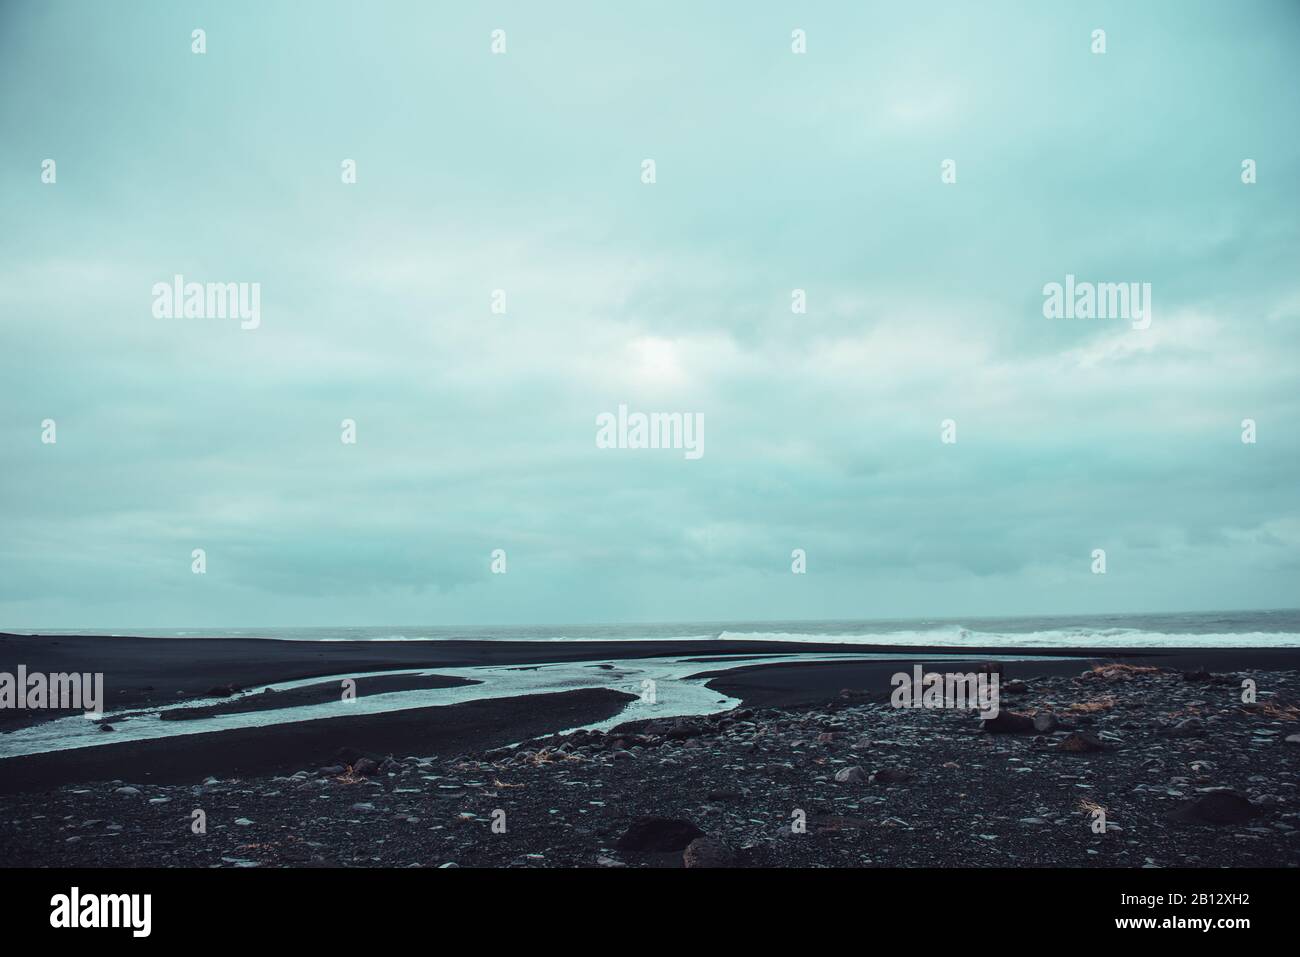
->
xmin=706 ymin=788 xmax=743 ymax=802
xmin=352 ymin=757 xmax=380 ymax=776
xmin=1158 ymin=717 xmax=1205 ymax=738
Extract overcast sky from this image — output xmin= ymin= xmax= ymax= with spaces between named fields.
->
xmin=2 ymin=1 xmax=1298 ymax=630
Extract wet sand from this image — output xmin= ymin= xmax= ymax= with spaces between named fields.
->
xmin=699 ymin=648 xmax=1300 ymax=708
xmin=0 ymin=688 xmax=637 ymax=794
xmin=2 ymin=633 xmax=1298 ymax=796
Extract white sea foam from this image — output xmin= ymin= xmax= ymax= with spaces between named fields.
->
xmin=715 ymin=629 xmax=1300 ymax=648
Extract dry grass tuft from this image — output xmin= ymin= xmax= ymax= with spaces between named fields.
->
xmin=1090 ymin=663 xmax=1160 ymax=681
xmin=1066 ymin=696 xmax=1116 ymax=714
xmin=525 ymin=748 xmax=581 ymax=765
xmin=1255 ymin=701 xmax=1300 ymax=721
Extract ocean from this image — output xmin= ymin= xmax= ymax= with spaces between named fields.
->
xmin=37 ymin=608 xmax=1300 ymax=648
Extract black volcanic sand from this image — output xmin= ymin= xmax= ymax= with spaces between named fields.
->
xmin=0 ymin=633 xmax=928 ymax=730
xmin=2 ymin=635 xmax=1298 ymax=799
xmin=0 ymin=688 xmax=637 ymax=795
xmin=698 ymin=648 xmax=1300 ymax=709
xmin=2 ymin=663 xmax=1298 ymax=868
xmin=152 ymin=673 xmax=479 ymax=722
xmin=0 ymin=632 xmax=1253 ymax=728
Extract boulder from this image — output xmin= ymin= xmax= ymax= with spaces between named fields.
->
xmin=872 ymin=768 xmax=913 ymax=784
xmin=1166 ymin=792 xmax=1258 ymax=826
xmin=1032 ymin=712 xmax=1061 ymax=733
xmin=1157 ymin=717 xmax=1205 ymax=738
xmin=1058 ymin=731 xmax=1106 ymax=753
xmin=642 ymin=718 xmax=707 ymax=740
xmin=682 ymin=837 xmax=737 ymax=868
xmin=982 ymin=711 xmax=1035 ymax=733
xmin=615 ymin=817 xmax=706 ymax=853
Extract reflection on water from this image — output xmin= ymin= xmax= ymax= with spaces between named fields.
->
xmin=0 ymin=652 xmax=1079 ymax=760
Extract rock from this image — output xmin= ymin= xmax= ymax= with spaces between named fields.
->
xmin=642 ymin=718 xmax=707 ymax=740
xmin=234 ymin=818 xmax=254 ymax=826
xmin=1003 ymin=680 xmax=1029 ymax=694
xmin=352 ymin=757 xmax=380 ymax=776
xmin=332 ymin=746 xmax=382 ymax=767
xmin=97 ymin=723 xmax=115 ymax=732
xmin=981 ymin=711 xmax=1035 ymax=733
xmin=706 ymin=789 xmax=743 ymax=801
xmin=683 ymin=837 xmax=737 ymax=868
xmin=834 ymin=766 xmax=868 ymax=784
xmin=872 ymin=768 xmax=913 ymax=784
xmin=614 ymin=817 xmax=706 ymax=853
xmin=1166 ymin=792 xmax=1259 ymax=826
xmin=114 ymin=786 xmax=141 ymax=796
xmin=318 ymin=765 xmax=346 ymax=776
xmin=1058 ymin=731 xmax=1106 ymax=753
xmin=1032 ymin=712 xmax=1061 ymax=733
xmin=1284 ymin=733 xmax=1300 ymax=747
xmin=1158 ymin=717 xmax=1205 ymax=738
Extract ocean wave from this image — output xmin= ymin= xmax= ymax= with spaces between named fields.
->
xmin=716 ymin=629 xmax=1300 ymax=648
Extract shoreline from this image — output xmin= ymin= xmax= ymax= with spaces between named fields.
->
xmin=1 ymin=652 xmax=1296 ymax=868
xmin=2 ymin=635 xmax=1299 ymax=798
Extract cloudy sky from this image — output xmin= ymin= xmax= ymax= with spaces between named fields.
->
xmin=2 ymin=1 xmax=1297 ymax=630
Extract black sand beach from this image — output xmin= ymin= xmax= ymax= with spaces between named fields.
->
xmin=2 ymin=633 xmax=1299 ymax=868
